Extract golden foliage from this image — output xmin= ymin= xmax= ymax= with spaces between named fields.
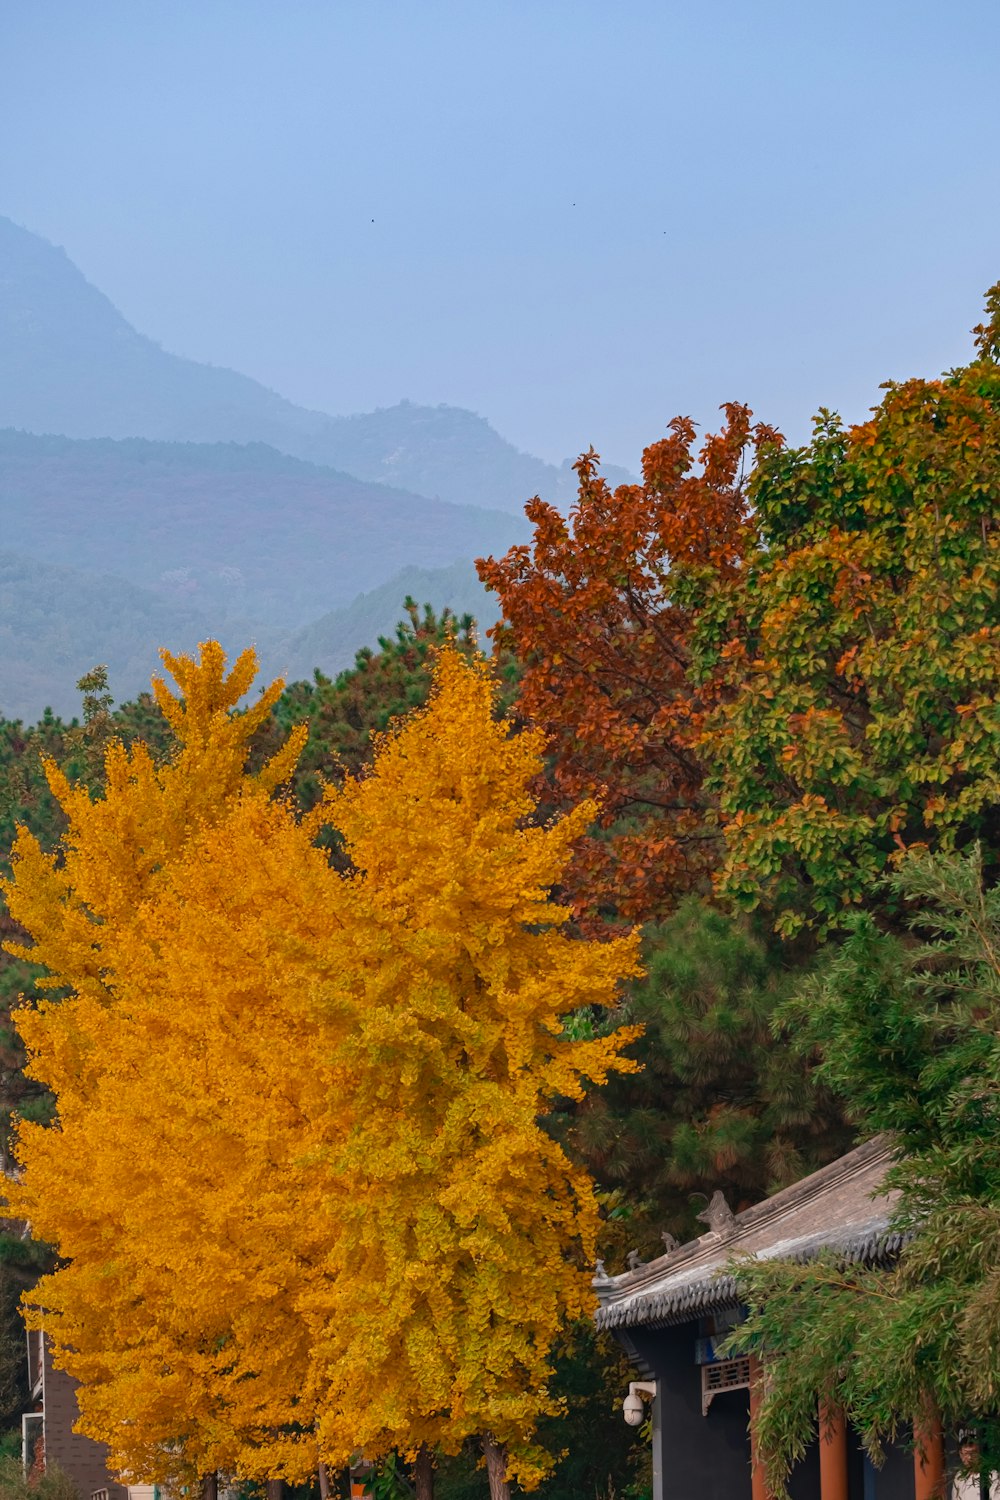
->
xmin=4 ymin=643 xmax=639 ymax=1489
xmin=304 ymin=649 xmax=641 ymax=1487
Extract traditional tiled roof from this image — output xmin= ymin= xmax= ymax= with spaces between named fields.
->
xmin=595 ymin=1136 xmax=901 ymax=1331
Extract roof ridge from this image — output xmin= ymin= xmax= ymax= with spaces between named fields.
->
xmin=597 ymin=1135 xmax=892 ymax=1301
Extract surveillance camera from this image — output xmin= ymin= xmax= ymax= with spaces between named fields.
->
xmin=622 ymin=1380 xmax=656 ymax=1427
xmin=623 ymin=1392 xmax=645 ymax=1426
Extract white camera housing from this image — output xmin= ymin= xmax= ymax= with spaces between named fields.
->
xmin=622 ymin=1392 xmax=644 ymax=1426
xmin=622 ymin=1380 xmax=656 ymax=1426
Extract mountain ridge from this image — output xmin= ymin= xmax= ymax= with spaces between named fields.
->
xmin=0 ymin=426 xmax=526 ymax=632
xmin=0 ymin=214 xmax=633 ymax=512
xmin=0 ymin=550 xmax=501 ymax=724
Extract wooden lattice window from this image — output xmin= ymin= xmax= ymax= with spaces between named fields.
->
xmin=701 ymin=1355 xmax=751 ymax=1415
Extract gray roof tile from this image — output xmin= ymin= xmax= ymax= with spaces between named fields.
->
xmin=595 ymin=1137 xmax=899 ymax=1330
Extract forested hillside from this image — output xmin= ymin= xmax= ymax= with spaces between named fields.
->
xmin=0 ymin=428 xmax=524 ymax=631
xmin=0 ymin=552 xmax=224 ymax=722
xmin=0 ymin=215 xmax=641 ymax=721
xmin=278 ymin=560 xmax=497 ymax=680
xmin=0 ymin=553 xmax=498 ymax=721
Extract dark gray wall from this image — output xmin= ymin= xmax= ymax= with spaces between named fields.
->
xmin=625 ymin=1323 xmax=754 ymax=1500
xmin=616 ymin=1322 xmax=915 ymax=1500
xmin=860 ymin=1428 xmax=917 ymax=1500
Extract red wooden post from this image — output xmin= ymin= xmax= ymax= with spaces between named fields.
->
xmin=818 ymin=1402 xmax=849 ymax=1500
xmin=914 ymin=1401 xmax=946 ymax=1500
xmin=748 ymin=1355 xmax=774 ymax=1500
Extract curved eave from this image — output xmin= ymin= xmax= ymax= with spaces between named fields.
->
xmin=595 ymin=1227 xmax=908 ymax=1332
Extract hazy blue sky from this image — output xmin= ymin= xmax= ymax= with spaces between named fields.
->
xmin=3 ymin=0 xmax=999 ymax=468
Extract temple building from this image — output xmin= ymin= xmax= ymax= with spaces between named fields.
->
xmin=595 ymin=1137 xmax=951 ymax=1500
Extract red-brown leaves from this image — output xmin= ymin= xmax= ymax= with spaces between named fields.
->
xmin=477 ymin=406 xmax=779 ymax=928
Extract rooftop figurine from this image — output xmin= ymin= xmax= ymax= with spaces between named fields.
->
xmin=696 ymin=1190 xmax=736 ymax=1237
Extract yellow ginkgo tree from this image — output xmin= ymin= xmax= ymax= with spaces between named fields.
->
xmin=5 ymin=645 xmax=349 ymax=1487
xmin=4 ymin=642 xmax=639 ymax=1500
xmin=301 ymin=648 xmax=641 ymax=1498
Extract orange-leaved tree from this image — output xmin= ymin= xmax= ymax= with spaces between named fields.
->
xmin=483 ymin=286 xmax=1000 ymax=940
xmin=476 ymin=406 xmax=780 ymax=929
xmin=5 ymin=643 xmax=640 ymax=1499
xmin=4 ymin=644 xmax=343 ymax=1486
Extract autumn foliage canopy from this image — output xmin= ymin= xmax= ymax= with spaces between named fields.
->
xmin=3 ymin=281 xmax=1000 ymax=1498
xmin=478 ymin=405 xmax=780 ymax=928
xmin=4 ymin=642 xmax=638 ymax=1489
xmin=480 ymin=283 xmax=1000 ymax=936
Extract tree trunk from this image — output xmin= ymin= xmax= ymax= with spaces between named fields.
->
xmin=482 ymin=1435 xmax=510 ymax=1500
xmin=317 ymin=1463 xmax=330 ymax=1500
xmin=266 ymin=1482 xmax=284 ymax=1500
xmin=414 ymin=1445 xmax=434 ymax=1500
xmin=201 ymin=1476 xmax=218 ymax=1500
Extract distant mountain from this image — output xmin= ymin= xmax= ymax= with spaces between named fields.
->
xmin=0 ymin=550 xmax=235 ymax=722
xmin=0 ymin=216 xmax=633 ymax=512
xmin=0 ymin=429 xmax=526 ymax=631
xmin=275 ymin=561 xmax=500 ymax=682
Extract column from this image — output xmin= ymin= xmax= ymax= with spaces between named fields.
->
xmin=818 ymin=1402 xmax=848 ymax=1500
xmin=748 ymin=1355 xmax=774 ymax=1500
xmin=913 ymin=1402 xmax=946 ymax=1500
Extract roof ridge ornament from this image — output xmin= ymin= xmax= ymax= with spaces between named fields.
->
xmin=696 ymin=1189 xmax=736 ymax=1238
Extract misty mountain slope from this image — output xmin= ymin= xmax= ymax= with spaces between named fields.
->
xmin=0 ymin=553 xmax=498 ymax=724
xmin=0 ymin=551 xmax=249 ymax=722
xmin=273 ymin=560 xmax=501 ymax=682
xmin=0 ymin=216 xmax=634 ymax=511
xmin=0 ymin=429 xmax=527 ymax=631
xmin=0 ymin=216 xmax=326 ymax=443
xmin=294 ymin=401 xmax=586 ymax=512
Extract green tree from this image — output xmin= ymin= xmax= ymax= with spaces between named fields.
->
xmin=729 ymin=847 xmax=1000 ymax=1494
xmin=696 ymin=285 xmax=1000 ymax=934
xmin=479 ymin=283 xmax=1000 ymax=939
xmin=563 ymin=900 xmax=850 ymax=1254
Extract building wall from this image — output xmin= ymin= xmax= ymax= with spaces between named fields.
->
xmin=617 ymin=1322 xmax=917 ymax=1500
xmin=42 ymin=1337 xmax=128 ymax=1500
xmin=851 ymin=1426 xmax=919 ymax=1500
xmin=625 ymin=1322 xmax=758 ymax=1500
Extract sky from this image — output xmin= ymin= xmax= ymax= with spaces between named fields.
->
xmin=2 ymin=0 xmax=1000 ymax=470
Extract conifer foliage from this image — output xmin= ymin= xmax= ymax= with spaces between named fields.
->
xmin=3 ymin=641 xmax=639 ymax=1495
xmin=566 ymin=898 xmax=852 ymax=1252
xmin=729 ymin=847 xmax=1000 ymax=1496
